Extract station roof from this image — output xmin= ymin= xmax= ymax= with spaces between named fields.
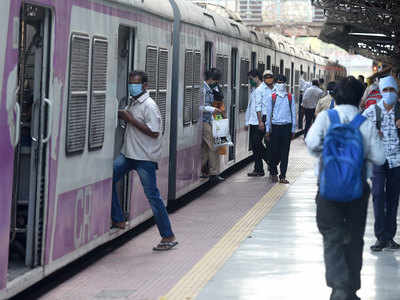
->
xmin=312 ymin=1 xmax=400 ymax=65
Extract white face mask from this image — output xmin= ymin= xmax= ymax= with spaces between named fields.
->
xmin=275 ymin=83 xmax=287 ymax=97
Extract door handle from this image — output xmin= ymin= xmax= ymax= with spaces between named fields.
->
xmin=12 ymin=102 xmax=21 ymax=147
xmin=42 ymin=98 xmax=53 ymax=143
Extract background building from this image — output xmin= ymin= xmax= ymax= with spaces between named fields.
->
xmin=239 ymin=0 xmax=263 ymax=23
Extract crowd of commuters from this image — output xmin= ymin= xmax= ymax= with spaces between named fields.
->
xmin=109 ymin=64 xmax=400 ymax=299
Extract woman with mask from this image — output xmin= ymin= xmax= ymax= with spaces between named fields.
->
xmin=363 ymin=75 xmax=400 ymax=252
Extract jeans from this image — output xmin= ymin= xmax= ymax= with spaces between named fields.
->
xmin=316 ymin=185 xmax=370 ymax=296
xmin=270 ymin=124 xmax=292 ymax=179
xmin=304 ymin=108 xmax=316 ymax=138
xmin=112 ymin=154 xmax=174 ymax=238
xmin=372 ymin=162 xmax=400 ymax=242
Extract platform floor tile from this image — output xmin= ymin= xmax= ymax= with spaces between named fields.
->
xmin=197 ymin=169 xmax=400 ymax=300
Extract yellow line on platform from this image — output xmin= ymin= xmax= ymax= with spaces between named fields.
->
xmin=161 ymin=157 xmax=308 ymax=300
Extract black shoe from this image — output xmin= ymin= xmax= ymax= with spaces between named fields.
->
xmin=210 ymin=175 xmax=224 ymax=182
xmin=386 ymin=239 xmax=400 ymax=250
xmin=330 ymin=289 xmax=352 ymax=300
xmin=370 ymin=240 xmax=387 ymax=252
xmin=247 ymin=171 xmax=265 ymax=177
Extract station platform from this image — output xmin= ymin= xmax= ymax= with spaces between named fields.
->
xmin=35 ymin=139 xmax=400 ymax=300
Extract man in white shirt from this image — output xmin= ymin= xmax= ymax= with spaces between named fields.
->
xmin=246 ymin=70 xmax=269 ymax=177
xmin=298 ymin=71 xmax=308 ymax=130
xmin=302 ymin=79 xmax=324 ymax=137
xmin=363 ymin=75 xmax=400 ymax=252
xmin=306 ymin=76 xmax=385 ymax=300
xmin=114 ymin=71 xmax=177 ymax=251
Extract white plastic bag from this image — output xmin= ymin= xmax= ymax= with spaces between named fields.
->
xmin=211 ymin=118 xmax=233 ymax=149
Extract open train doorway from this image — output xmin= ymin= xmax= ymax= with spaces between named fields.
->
xmin=113 ymin=26 xmax=135 ymax=220
xmin=9 ymin=3 xmax=52 ymax=279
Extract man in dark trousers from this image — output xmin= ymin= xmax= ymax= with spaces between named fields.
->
xmin=265 ymin=75 xmax=296 ymax=184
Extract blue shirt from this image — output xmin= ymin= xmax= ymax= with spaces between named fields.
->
xmin=266 ymin=93 xmax=297 ymax=133
xmin=257 ymin=82 xmax=273 ymax=116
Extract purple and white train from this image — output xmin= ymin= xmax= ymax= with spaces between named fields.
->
xmin=0 ymin=0 xmax=345 ymax=298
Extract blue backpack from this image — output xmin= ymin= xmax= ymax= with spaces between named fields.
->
xmin=319 ymin=109 xmax=366 ymax=202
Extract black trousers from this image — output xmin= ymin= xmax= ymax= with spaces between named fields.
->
xmin=298 ymin=92 xmax=304 ymax=129
xmin=249 ymin=123 xmax=271 ymax=174
xmin=316 ymin=184 xmax=370 ymax=295
xmin=270 ymin=124 xmax=291 ymax=179
xmin=304 ymin=108 xmax=316 ymax=138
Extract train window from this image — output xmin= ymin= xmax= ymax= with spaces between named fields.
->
xmin=239 ymin=58 xmax=249 ymax=111
xmin=216 ymin=54 xmax=229 ymax=98
xmin=258 ymin=62 xmax=265 ymax=74
xmin=145 ymin=46 xmax=158 ymax=99
xmin=205 ymin=42 xmax=213 ymax=71
xmin=300 ymin=65 xmax=303 ymax=73
xmin=251 ymin=52 xmax=256 ymax=70
xmin=157 ymin=48 xmax=168 ymax=133
xmin=183 ymin=50 xmax=193 ymax=126
xmin=88 ymin=37 xmax=108 ymax=151
xmin=285 ymin=68 xmax=291 ymax=84
xmin=280 ymin=60 xmax=284 ymax=75
xmin=307 ymin=66 xmax=310 ymax=80
xmin=192 ymin=51 xmax=201 ymax=124
xmin=66 ymin=34 xmax=90 ymax=155
xmin=295 ymin=70 xmax=300 ymax=85
xmin=266 ymin=55 xmax=271 ymax=70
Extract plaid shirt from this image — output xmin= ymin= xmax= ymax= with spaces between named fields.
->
xmin=363 ymin=102 xmax=400 ymax=169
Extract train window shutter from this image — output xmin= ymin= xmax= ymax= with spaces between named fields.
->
xmin=183 ymin=50 xmax=193 ymax=126
xmin=239 ymin=58 xmax=249 ymax=111
xmin=157 ymin=48 xmax=168 ymax=133
xmin=66 ymin=34 xmax=90 ymax=155
xmin=88 ymin=38 xmax=108 ymax=151
xmin=258 ymin=62 xmax=265 ymax=74
xmin=192 ymin=51 xmax=201 ymax=123
xmin=146 ymin=46 xmax=158 ymax=100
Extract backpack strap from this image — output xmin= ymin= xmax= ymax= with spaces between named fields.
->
xmin=349 ymin=114 xmax=366 ymax=129
xmin=375 ymin=105 xmax=382 ymax=131
xmin=288 ymin=93 xmax=293 ymax=123
xmin=327 ymin=109 xmax=340 ymax=125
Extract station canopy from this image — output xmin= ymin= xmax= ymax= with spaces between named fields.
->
xmin=312 ymin=1 xmax=400 ymax=65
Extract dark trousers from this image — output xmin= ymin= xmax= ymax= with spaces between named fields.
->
xmin=250 ymin=124 xmax=271 ymax=174
xmin=304 ymin=108 xmax=316 ymax=137
xmin=316 ymin=184 xmax=370 ymax=295
xmin=372 ymin=162 xmax=400 ymax=242
xmin=298 ymin=92 xmax=304 ymax=129
xmin=270 ymin=124 xmax=291 ymax=179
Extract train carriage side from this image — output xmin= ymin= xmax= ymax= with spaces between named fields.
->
xmin=0 ymin=0 xmax=175 ymax=298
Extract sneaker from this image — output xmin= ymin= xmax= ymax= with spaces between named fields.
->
xmin=247 ymin=171 xmax=265 ymax=177
xmin=386 ymin=239 xmax=400 ymax=250
xmin=370 ymin=240 xmax=387 ymax=252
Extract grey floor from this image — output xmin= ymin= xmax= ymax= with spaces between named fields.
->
xmin=198 ymin=169 xmax=400 ymax=300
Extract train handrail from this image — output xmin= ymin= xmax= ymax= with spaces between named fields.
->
xmin=42 ymin=98 xmax=53 ymax=143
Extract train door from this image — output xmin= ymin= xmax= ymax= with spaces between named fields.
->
xmin=291 ymin=62 xmax=294 ymax=94
xmin=9 ymin=3 xmax=52 ymax=275
xmin=114 ymin=25 xmax=135 ymax=220
xmin=229 ymin=48 xmax=238 ymax=161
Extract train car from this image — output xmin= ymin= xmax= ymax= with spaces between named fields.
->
xmin=0 ymin=0 xmax=345 ymax=298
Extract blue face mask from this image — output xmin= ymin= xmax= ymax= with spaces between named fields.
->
xmin=382 ymin=91 xmax=398 ymax=106
xmin=129 ymin=84 xmax=143 ymax=97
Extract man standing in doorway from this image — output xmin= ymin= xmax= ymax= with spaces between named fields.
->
xmin=201 ymin=68 xmax=224 ymax=182
xmin=246 ymin=70 xmax=270 ymax=177
xmin=266 ymin=75 xmax=296 ymax=184
xmin=298 ymin=71 xmax=307 ymax=130
xmin=113 ymin=71 xmax=178 ymax=251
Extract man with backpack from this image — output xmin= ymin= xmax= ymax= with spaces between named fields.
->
xmin=363 ymin=75 xmax=400 ymax=252
xmin=315 ymin=81 xmax=337 ymax=116
xmin=305 ymin=76 xmax=385 ymax=300
xmin=265 ymin=75 xmax=296 ymax=184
